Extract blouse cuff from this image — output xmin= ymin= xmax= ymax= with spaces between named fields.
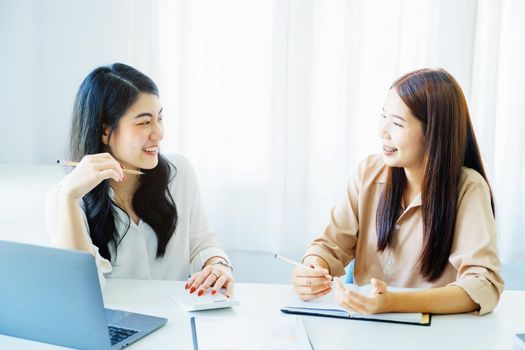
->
xmin=191 ymin=247 xmax=231 ymax=274
xmin=93 ymin=245 xmax=112 ymax=291
xmin=449 ymin=276 xmax=499 ymax=315
xmin=304 ymin=245 xmax=346 ymax=277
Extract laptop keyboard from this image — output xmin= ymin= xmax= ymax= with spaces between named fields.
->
xmin=108 ymin=325 xmax=139 ymax=345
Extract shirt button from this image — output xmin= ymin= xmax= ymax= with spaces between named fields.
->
xmin=395 ymin=224 xmax=400 ymax=230
xmin=387 ymin=259 xmax=393 ymax=266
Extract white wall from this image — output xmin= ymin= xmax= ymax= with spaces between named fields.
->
xmin=0 ymin=0 xmax=155 ymax=164
xmin=2 ymin=0 xmax=524 ymax=264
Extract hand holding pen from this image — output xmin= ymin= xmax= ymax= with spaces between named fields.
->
xmin=276 ymin=254 xmax=334 ymax=301
xmin=56 ymin=153 xmax=133 ymax=200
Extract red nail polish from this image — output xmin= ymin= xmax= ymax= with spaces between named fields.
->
xmin=198 ymin=290 xmax=204 ymax=297
xmin=190 ymin=287 xmax=196 ymax=293
xmin=211 ymin=290 xmax=216 ymax=295
xmin=185 ymin=283 xmax=189 ymax=289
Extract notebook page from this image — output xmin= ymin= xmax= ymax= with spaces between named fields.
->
xmin=192 ymin=316 xmax=313 ymax=350
xmin=285 ymin=283 xmax=424 ymax=322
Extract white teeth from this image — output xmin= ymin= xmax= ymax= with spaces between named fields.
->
xmin=383 ymin=145 xmax=398 ymax=152
xmin=143 ymin=146 xmax=158 ymax=152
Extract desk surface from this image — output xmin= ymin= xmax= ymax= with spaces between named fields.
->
xmin=1 ymin=279 xmax=524 ymax=350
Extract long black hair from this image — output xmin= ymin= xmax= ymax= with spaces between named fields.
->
xmin=69 ymin=63 xmax=178 ymax=262
xmin=376 ymin=68 xmax=494 ymax=282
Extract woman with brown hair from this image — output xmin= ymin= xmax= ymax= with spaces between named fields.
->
xmin=291 ymin=68 xmax=504 ymax=315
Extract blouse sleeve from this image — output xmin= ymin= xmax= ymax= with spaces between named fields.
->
xmin=44 ymin=183 xmax=112 ymax=289
xmin=448 ymin=170 xmax=504 ymax=315
xmin=183 ymin=159 xmax=230 ymax=274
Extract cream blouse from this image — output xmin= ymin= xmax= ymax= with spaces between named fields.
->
xmin=46 ymin=154 xmax=229 ymax=288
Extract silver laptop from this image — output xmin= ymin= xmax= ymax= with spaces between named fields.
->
xmin=0 ymin=240 xmax=167 ymax=349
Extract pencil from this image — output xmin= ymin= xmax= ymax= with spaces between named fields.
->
xmin=274 ymin=253 xmax=333 ymax=280
xmin=56 ymin=160 xmax=145 ymax=175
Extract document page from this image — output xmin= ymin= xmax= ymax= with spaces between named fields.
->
xmin=191 ymin=316 xmax=313 ymax=350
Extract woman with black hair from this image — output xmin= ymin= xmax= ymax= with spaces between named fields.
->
xmin=46 ymin=63 xmax=234 ymax=297
xmin=291 ymin=68 xmax=504 ymax=315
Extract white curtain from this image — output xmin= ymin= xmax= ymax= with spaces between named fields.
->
xmin=472 ymin=0 xmax=525 ymax=262
xmin=151 ymin=0 xmax=525 ymax=262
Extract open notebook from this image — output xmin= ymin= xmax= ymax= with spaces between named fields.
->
xmin=190 ymin=316 xmax=313 ymax=350
xmin=281 ymin=283 xmax=431 ymax=326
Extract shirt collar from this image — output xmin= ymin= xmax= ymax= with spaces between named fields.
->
xmin=373 ymin=167 xmax=422 ymax=208
xmin=374 ymin=166 xmax=388 ymax=184
xmin=107 ymin=187 xmax=142 ymax=228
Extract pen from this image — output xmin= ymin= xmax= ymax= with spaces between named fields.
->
xmin=274 ymin=253 xmax=333 ymax=281
xmin=57 ymin=160 xmax=144 ymax=175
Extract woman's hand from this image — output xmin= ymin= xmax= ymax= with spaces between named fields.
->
xmin=291 ymin=255 xmax=333 ymax=301
xmin=185 ymin=258 xmax=235 ymax=298
xmin=334 ymin=277 xmax=393 ymax=314
xmin=60 ymin=153 xmax=125 ymax=200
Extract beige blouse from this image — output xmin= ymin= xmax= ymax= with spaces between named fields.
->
xmin=305 ymin=154 xmax=504 ymax=315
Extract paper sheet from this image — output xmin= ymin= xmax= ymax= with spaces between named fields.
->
xmin=192 ymin=316 xmax=312 ymax=350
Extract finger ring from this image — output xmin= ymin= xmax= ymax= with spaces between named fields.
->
xmin=210 ymin=272 xmax=219 ymax=279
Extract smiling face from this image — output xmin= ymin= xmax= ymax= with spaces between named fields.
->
xmin=102 ymin=93 xmax=164 ymax=170
xmin=378 ymin=89 xmax=426 ymax=171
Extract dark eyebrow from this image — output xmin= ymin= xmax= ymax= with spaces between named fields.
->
xmin=382 ymin=107 xmax=406 ymax=122
xmin=135 ymin=107 xmax=163 ymax=119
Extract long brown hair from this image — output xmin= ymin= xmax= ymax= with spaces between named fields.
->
xmin=376 ymin=68 xmax=495 ymax=282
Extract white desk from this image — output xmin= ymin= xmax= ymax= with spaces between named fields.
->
xmin=1 ymin=279 xmax=524 ymax=349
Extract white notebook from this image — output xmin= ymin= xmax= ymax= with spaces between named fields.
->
xmin=281 ymin=283 xmax=430 ymax=326
xmin=190 ymin=316 xmax=313 ymax=350
xmin=171 ymin=287 xmax=240 ymax=311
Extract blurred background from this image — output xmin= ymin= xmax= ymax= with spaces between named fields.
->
xmin=1 ymin=0 xmax=524 ymax=283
